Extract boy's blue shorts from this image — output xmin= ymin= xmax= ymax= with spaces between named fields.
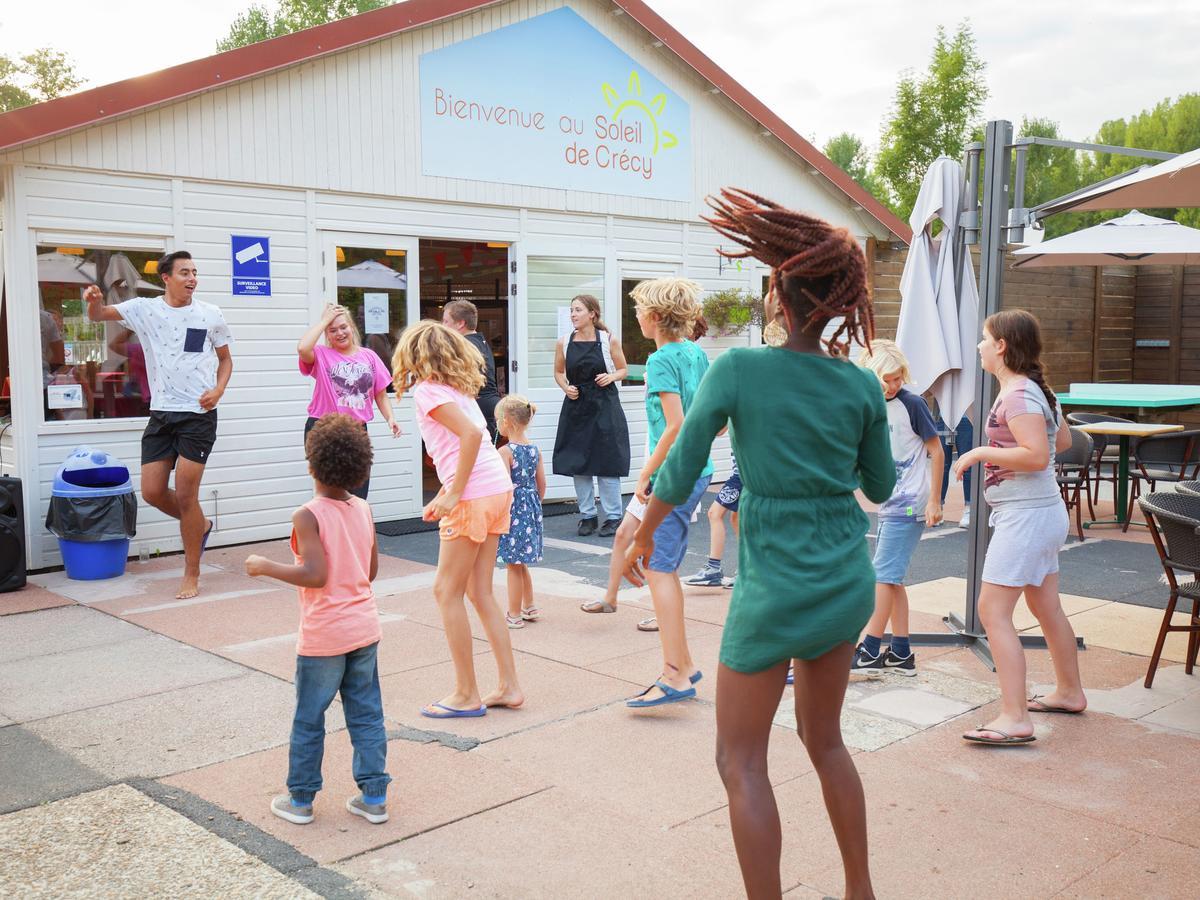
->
xmin=648 ymin=474 xmax=712 ymax=573
xmin=873 ymin=518 xmax=925 ymax=584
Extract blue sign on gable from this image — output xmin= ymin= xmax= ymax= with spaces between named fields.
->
xmin=231 ymin=235 xmax=271 ymax=296
xmin=420 ymin=8 xmax=692 ymax=202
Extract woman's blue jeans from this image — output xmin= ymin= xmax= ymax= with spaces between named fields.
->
xmin=573 ymin=475 xmax=623 ymax=521
xmin=288 ymin=641 xmax=390 ymax=803
xmin=938 ymin=414 xmax=974 ymax=504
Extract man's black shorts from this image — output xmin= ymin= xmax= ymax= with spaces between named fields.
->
xmin=142 ymin=410 xmax=218 ymax=465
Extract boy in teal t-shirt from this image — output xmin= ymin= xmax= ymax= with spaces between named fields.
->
xmin=625 ymin=278 xmax=713 ymax=709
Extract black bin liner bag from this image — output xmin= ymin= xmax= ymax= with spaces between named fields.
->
xmin=46 ymin=494 xmax=137 ymax=542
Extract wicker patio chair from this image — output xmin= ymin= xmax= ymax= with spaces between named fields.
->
xmin=1136 ymin=492 xmax=1200 ymax=688
xmin=1125 ymin=430 xmax=1200 ymax=532
xmin=1056 ymin=427 xmax=1093 ymax=543
xmin=1178 ymin=481 xmax=1200 ymax=497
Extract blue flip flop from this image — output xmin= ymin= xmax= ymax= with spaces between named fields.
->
xmin=421 ymin=702 xmax=487 ymax=719
xmin=690 ymin=670 xmax=703 ymax=685
xmin=626 ymin=680 xmax=696 ymax=708
xmin=201 ymin=520 xmax=214 ymax=555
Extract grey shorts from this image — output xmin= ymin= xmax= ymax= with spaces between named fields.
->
xmin=982 ymin=502 xmax=1068 ymax=588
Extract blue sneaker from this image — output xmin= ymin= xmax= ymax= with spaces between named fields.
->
xmin=881 ymin=648 xmax=917 ymax=676
xmin=684 ymin=565 xmax=724 ymax=587
xmin=850 ymin=643 xmax=884 ymax=675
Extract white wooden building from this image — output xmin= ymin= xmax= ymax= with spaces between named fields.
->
xmin=0 ymin=0 xmax=907 ymax=570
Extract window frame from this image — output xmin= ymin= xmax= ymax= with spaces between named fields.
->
xmin=33 ymin=230 xmax=169 ymax=435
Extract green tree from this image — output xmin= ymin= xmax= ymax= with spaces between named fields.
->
xmin=1072 ymin=94 xmax=1200 ymax=228
xmin=0 ymin=48 xmax=83 ymax=113
xmin=874 ymin=22 xmax=988 ymax=221
xmin=1014 ymin=117 xmax=1085 ymax=238
xmin=217 ymin=0 xmax=393 ymax=51
xmin=822 ymin=132 xmax=885 ymax=202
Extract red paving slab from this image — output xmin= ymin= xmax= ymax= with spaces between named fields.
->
xmin=122 ymin=590 xmax=304 ymax=652
xmin=337 ymin=785 xmax=750 ymax=900
xmin=587 ymin=631 xmax=724 ymax=690
xmin=1056 ymin=834 xmax=1200 ymax=899
xmin=474 ymin=701 xmax=813 ymax=828
xmin=679 ymin=749 xmax=1142 ymax=899
xmin=0 ymin=584 xmax=75 ymax=616
xmin=379 ymin=651 xmax=638 ymax=743
xmin=163 ymin=730 xmax=549 ymax=865
xmin=878 ymin=700 xmax=1200 ymax=837
xmin=924 ymin=642 xmax=1167 ymax=693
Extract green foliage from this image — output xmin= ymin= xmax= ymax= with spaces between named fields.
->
xmin=1070 ymin=94 xmax=1200 ymax=229
xmin=874 ymin=22 xmax=988 ymax=221
xmin=0 ymin=49 xmax=83 ymax=113
xmin=701 ymin=288 xmax=763 ymax=335
xmin=217 ymin=0 xmax=393 ymax=51
xmin=822 ymin=132 xmax=886 ymax=202
xmin=1014 ymin=117 xmax=1088 ymax=238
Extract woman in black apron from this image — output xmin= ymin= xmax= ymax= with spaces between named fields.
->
xmin=553 ymin=294 xmax=631 ymax=536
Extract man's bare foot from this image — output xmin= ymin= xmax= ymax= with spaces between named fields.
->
xmin=176 ymin=573 xmax=200 ymax=600
xmin=1028 ymin=691 xmax=1087 ymax=714
xmin=482 ymin=686 xmax=525 ymax=709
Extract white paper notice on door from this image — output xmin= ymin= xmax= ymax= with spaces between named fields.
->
xmin=364 ymin=293 xmax=389 ymax=335
xmin=47 ymin=384 xmax=84 ymax=409
xmin=557 ymin=306 xmax=573 ymax=340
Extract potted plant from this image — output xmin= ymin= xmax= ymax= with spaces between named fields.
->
xmin=701 ymin=288 xmax=764 ymax=336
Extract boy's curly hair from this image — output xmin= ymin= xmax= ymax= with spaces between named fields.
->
xmin=392 ymin=320 xmax=486 ymax=396
xmin=630 ymin=277 xmax=703 ymax=340
xmin=305 ymin=414 xmax=373 ymax=491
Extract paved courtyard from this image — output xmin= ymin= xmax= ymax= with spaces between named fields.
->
xmin=1 ymin=487 xmax=1198 ymax=898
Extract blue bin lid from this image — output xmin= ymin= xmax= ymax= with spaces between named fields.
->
xmin=52 ymin=447 xmax=133 ymax=498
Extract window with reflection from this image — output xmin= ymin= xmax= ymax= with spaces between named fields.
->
xmin=37 ymin=245 xmax=162 ymax=421
xmin=334 ymin=246 xmax=408 ymax=385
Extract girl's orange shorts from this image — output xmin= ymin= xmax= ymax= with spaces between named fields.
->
xmin=439 ymin=491 xmax=513 ymax=543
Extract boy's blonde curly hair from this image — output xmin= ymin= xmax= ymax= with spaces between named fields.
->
xmin=856 ymin=338 xmax=912 ymax=387
xmin=630 ymin=277 xmax=702 ymax=340
xmin=392 ymin=320 xmax=485 ymax=396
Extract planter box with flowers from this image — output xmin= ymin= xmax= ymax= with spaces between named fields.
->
xmin=701 ymin=288 xmax=764 ymax=337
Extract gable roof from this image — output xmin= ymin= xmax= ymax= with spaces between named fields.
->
xmin=0 ymin=0 xmax=910 ymax=242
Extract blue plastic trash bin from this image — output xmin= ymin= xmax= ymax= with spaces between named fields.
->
xmin=45 ymin=448 xmax=137 ymax=580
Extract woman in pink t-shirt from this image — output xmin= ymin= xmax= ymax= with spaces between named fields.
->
xmin=298 ymin=304 xmax=400 ymax=499
xmin=392 ymin=320 xmax=523 ymax=718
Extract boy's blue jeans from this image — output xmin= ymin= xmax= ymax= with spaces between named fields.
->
xmin=288 ymin=641 xmax=390 ymax=804
xmin=938 ymin=414 xmax=974 ymax=503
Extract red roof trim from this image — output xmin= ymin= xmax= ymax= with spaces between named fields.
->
xmin=0 ymin=0 xmax=909 ymax=242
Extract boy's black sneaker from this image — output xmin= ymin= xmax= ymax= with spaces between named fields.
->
xmin=850 ymin=643 xmax=883 ymax=675
xmin=881 ymin=648 xmax=917 ymax=676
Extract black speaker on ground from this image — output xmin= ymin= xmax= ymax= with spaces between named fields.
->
xmin=0 ymin=476 xmax=27 ymax=592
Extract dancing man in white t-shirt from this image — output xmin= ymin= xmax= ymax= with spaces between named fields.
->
xmin=86 ymin=250 xmax=233 ymax=600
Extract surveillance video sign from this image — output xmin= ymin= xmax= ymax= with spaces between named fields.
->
xmin=231 ymin=235 xmax=271 ymax=296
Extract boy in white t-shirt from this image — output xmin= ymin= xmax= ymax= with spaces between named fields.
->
xmin=853 ymin=341 xmax=943 ymax=675
xmin=85 ymin=250 xmax=233 ymax=601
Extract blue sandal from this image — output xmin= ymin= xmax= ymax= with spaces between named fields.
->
xmin=421 ymin=702 xmax=487 ymax=719
xmin=626 ymin=680 xmax=696 ymax=708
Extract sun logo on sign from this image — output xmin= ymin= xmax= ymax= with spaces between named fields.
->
xmin=601 ymin=70 xmax=679 ymax=155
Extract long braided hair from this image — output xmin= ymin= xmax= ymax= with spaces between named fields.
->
xmin=984 ymin=309 xmax=1058 ymax=418
xmin=702 ymin=188 xmax=874 ymax=355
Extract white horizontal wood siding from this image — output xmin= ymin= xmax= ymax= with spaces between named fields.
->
xmin=1 ymin=0 xmax=888 ymax=242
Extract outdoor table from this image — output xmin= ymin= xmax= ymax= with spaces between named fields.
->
xmin=1073 ymin=421 xmax=1184 ymax=527
xmin=1057 ymin=383 xmax=1200 ymax=418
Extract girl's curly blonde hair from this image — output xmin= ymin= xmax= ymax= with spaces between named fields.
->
xmin=392 ymin=320 xmax=485 ymax=396
xmin=630 ymin=277 xmax=702 ymax=340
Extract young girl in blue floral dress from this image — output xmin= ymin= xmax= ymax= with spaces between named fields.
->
xmin=496 ymin=395 xmax=546 ymax=628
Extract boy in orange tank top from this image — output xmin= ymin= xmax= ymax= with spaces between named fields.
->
xmin=246 ymin=414 xmax=391 ymax=826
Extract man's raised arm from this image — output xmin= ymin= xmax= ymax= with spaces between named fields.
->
xmin=84 ymin=284 xmax=125 ymax=322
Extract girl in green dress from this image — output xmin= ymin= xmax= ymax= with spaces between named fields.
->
xmin=625 ymin=189 xmax=895 ymax=900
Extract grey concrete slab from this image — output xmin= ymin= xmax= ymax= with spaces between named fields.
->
xmin=0 ymin=605 xmax=147 ymax=663
xmin=0 ymin=633 xmax=247 ymax=723
xmin=0 ymin=783 xmax=319 ymax=898
xmin=26 ymin=672 xmax=344 ymax=780
xmin=0 ymin=725 xmax=110 ymax=814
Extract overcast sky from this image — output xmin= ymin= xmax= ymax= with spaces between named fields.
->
xmin=2 ymin=0 xmax=1196 ymax=151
